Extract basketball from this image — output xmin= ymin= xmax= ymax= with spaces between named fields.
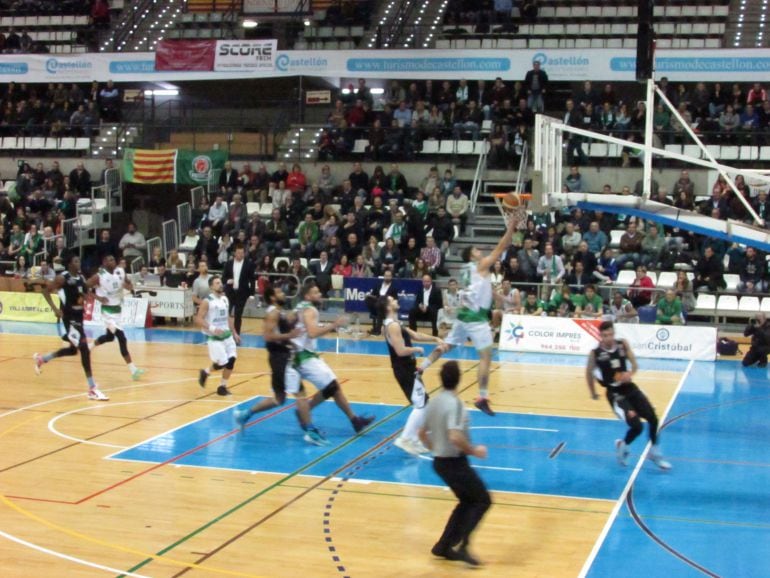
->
xmin=501 ymin=192 xmax=523 ymax=211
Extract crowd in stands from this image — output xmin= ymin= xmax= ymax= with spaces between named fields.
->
xmin=319 ymin=73 xmax=770 ymax=169
xmin=0 ymin=157 xmax=116 ymax=275
xmin=320 ymin=0 xmax=372 ymax=27
xmin=0 ymin=80 xmax=122 ymax=139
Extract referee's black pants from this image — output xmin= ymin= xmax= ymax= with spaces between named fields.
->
xmin=432 ymin=455 xmax=491 ymax=550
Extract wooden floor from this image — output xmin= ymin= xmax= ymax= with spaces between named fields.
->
xmin=0 ymin=322 xmax=682 ymax=577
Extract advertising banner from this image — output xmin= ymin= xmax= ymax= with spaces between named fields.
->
xmin=499 ymin=315 xmax=717 ymax=361
xmin=214 ymin=39 xmax=277 ymax=72
xmin=0 ymin=291 xmax=59 ymax=323
xmin=140 ymin=288 xmax=194 ymax=319
xmin=84 ymin=297 xmax=148 ymax=328
xmin=155 ymin=40 xmax=216 ymax=71
xmin=614 ymin=324 xmax=717 ymax=361
xmin=499 ymin=315 xmax=601 ymax=356
xmin=343 ymin=277 xmax=421 ymax=321
xmin=2 ymin=48 xmax=770 ymax=83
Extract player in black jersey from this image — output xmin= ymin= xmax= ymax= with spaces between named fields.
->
xmin=378 ymin=295 xmax=447 ymax=456
xmin=232 ymin=285 xmax=328 ymax=446
xmin=585 ymin=321 xmax=671 ymax=470
xmin=32 ymin=256 xmax=108 ymax=401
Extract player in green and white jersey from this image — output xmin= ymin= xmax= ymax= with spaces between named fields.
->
xmin=196 ymin=276 xmax=240 ymax=396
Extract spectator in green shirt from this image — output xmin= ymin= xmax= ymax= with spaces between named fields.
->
xmin=523 ymin=292 xmax=545 ymax=316
xmin=574 ymin=284 xmax=605 ymax=319
xmin=549 ymin=285 xmax=576 ymax=317
xmin=656 ymin=289 xmax=683 ymax=325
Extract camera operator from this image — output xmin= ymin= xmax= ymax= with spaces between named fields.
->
xmin=743 ymin=313 xmax=770 ymax=367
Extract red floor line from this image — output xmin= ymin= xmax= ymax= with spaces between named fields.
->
xmin=4 ymin=495 xmax=77 ymax=505
xmin=74 ymin=401 xmax=297 ymax=504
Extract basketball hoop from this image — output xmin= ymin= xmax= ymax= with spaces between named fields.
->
xmin=493 ymin=193 xmax=531 ymax=230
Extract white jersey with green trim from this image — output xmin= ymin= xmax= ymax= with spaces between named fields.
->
xmin=458 ymin=262 xmax=492 ymax=322
xmin=95 ymin=267 xmax=126 ymax=307
xmin=291 ymin=300 xmax=318 ymax=353
xmin=203 ymin=293 xmax=230 ymax=338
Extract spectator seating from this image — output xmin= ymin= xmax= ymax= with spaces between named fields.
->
xmin=0 ymin=14 xmax=95 ymax=53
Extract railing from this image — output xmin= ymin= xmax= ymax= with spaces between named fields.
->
xmin=162 ymin=220 xmax=179 ymax=254
xmin=207 ymin=169 xmax=222 ymax=197
xmin=177 ymin=202 xmax=193 ymax=239
xmin=191 ymin=186 xmax=206 ymax=208
xmin=469 ymin=141 xmax=489 ymax=212
xmin=145 ymin=236 xmax=163 ymax=265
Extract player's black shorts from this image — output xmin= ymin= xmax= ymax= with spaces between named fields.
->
xmin=392 ymin=359 xmax=417 ymax=401
xmin=605 ymin=383 xmax=654 ymax=422
xmin=61 ymin=312 xmax=86 ymax=345
xmin=269 ymin=350 xmax=292 ymax=397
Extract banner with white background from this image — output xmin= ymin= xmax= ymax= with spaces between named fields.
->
xmin=499 ymin=315 xmax=716 ymax=361
xmin=2 ymin=48 xmax=770 ymax=83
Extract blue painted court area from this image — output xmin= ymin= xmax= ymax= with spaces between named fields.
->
xmin=3 ymin=322 xmax=768 ymax=574
xmin=587 ymin=361 xmax=770 ymax=578
xmin=111 ymin=399 xmax=634 ymax=500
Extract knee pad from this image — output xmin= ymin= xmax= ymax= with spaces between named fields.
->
xmin=115 ymin=330 xmax=129 ymax=357
xmin=213 ymin=362 xmax=226 ymax=371
xmin=225 ymin=356 xmax=236 ymax=370
xmin=321 ymin=380 xmax=339 ymax=399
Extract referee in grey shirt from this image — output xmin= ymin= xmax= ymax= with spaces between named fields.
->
xmin=419 ymin=361 xmax=491 ymax=567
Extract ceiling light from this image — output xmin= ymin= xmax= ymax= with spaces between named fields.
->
xmin=243 ymin=19 xmax=258 ymax=28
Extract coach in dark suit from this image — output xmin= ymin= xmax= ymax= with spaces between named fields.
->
xmin=310 ymin=250 xmax=334 ymax=297
xmin=222 ymin=244 xmax=255 ymax=334
xmin=365 ymin=268 xmax=399 ymax=334
xmin=409 ymin=274 xmax=443 ymax=336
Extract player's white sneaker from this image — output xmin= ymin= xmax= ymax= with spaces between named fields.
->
xmin=88 ymin=388 xmax=109 ymax=401
xmin=411 ymin=439 xmax=430 ymax=454
xmin=131 ymin=368 xmax=146 ymax=381
xmin=615 ymin=439 xmax=630 ymax=466
xmin=648 ymin=446 xmax=672 ymax=470
xmin=394 ymin=436 xmax=421 ymax=456
xmin=33 ymin=353 xmax=43 ymax=375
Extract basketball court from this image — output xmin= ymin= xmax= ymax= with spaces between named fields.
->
xmin=0 ymin=321 xmax=765 ymax=577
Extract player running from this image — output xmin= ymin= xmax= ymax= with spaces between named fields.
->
xmin=585 ymin=321 xmax=671 ymax=470
xmin=196 ymin=276 xmax=240 ymax=396
xmin=233 ymin=285 xmax=328 ymax=445
xmin=289 ymin=281 xmax=375 ymax=435
xmin=33 ymin=255 xmax=107 ymax=400
xmin=87 ymin=254 xmax=145 ymax=381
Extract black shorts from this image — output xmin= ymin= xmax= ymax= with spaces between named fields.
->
xmin=269 ymin=349 xmax=292 ymax=397
xmin=392 ymin=359 xmax=417 ymax=402
xmin=606 ymin=383 xmax=653 ymax=422
xmin=62 ymin=314 xmax=86 ymax=345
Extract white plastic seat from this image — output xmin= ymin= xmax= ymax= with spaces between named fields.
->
xmin=439 ymin=140 xmax=456 ymax=154
xmin=609 ymin=230 xmax=624 ymax=248
xmin=589 ymin=143 xmax=608 ymax=157
xmin=246 ymin=202 xmax=259 ymax=216
xmin=331 ymin=274 xmax=344 ymax=291
xmin=739 ymin=296 xmax=761 ymax=312
xmin=716 ymin=295 xmax=739 ymax=311
xmin=615 ymin=269 xmax=636 ymax=286
xmin=724 ymin=274 xmax=740 ymax=292
xmin=647 ymin=271 xmax=658 ymax=286
xmin=179 ymin=235 xmax=199 ymax=251
xmin=352 ymin=139 xmax=368 ymax=154
xmin=456 ymin=141 xmax=474 ymax=155
xmin=695 ymin=293 xmax=716 ymax=310
xmin=59 ymin=137 xmax=76 ymax=149
xmin=421 ymin=140 xmax=439 ymax=154
xmin=760 ymin=297 xmax=770 ymax=312
xmin=720 ymin=146 xmax=739 ymax=161
xmin=656 ymin=271 xmax=677 ymax=287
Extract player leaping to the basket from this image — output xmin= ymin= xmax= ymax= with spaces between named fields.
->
xmin=416 ymin=214 xmax=519 ymax=416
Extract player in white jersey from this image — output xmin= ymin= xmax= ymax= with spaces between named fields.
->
xmin=196 ymin=276 xmax=240 ymax=396
xmin=416 ymin=216 xmax=517 ymax=416
xmin=87 ymin=254 xmax=145 ymax=381
xmin=287 ymin=281 xmax=375 ymax=434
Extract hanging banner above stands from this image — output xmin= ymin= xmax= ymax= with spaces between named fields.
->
xmin=2 ymin=48 xmax=770 ymax=83
xmin=123 ymin=148 xmax=228 ymax=185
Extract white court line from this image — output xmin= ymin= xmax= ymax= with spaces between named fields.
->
xmin=47 ymin=399 xmax=232 ymax=449
xmin=472 ymin=425 xmax=559 ymax=433
xmin=0 ymin=528 xmax=151 ymax=578
xmin=416 ymin=453 xmax=523 ymax=473
xmin=577 ymin=359 xmax=694 ymax=578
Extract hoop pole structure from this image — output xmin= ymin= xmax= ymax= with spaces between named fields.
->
xmin=654 ymin=85 xmax=763 ymax=226
xmin=642 ymin=78 xmax=656 ymax=202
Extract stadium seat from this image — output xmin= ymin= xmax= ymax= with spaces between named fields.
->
xmin=656 ymin=271 xmax=677 ymax=287
xmin=739 ymin=146 xmax=758 ymax=161
xmin=724 ymin=274 xmax=740 ymax=292
xmin=760 ymin=298 xmax=770 ymax=312
xmin=331 ymin=274 xmax=344 ymax=291
xmin=421 ymin=140 xmax=439 ymax=154
xmin=682 ymin=145 xmax=701 ymax=159
xmin=473 ymin=140 xmax=490 ymax=155
xmin=695 ymin=293 xmax=716 ymax=311
xmin=646 ymin=271 xmax=658 ymax=286
xmin=246 ymin=202 xmax=259 ymax=216
xmin=638 ymin=305 xmax=657 ymax=324
xmin=609 ymin=230 xmax=624 ymax=248
xmin=352 ymin=139 xmax=368 ymax=154
xmin=739 ymin=296 xmax=761 ymax=313
xmin=439 ymin=140 xmax=456 ymax=155
xmin=456 ymin=141 xmax=474 ymax=155
xmin=615 ymin=269 xmax=636 ymax=286
xmin=179 ymin=235 xmax=199 ymax=252
xmin=720 ymin=146 xmax=739 ymax=161
xmin=258 ymin=203 xmax=274 ymax=218
xmin=273 ymin=256 xmax=290 ymax=270
xmin=716 ymin=295 xmax=739 ymax=312
xmin=589 ymin=143 xmax=608 ymax=158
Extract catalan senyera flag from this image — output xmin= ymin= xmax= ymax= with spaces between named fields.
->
xmin=123 ymin=149 xmax=177 ymax=184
